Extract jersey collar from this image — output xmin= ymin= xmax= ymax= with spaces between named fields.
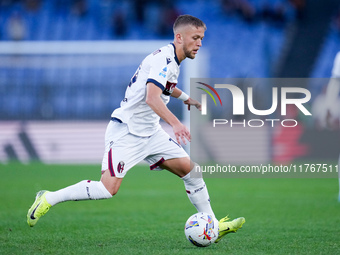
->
xmin=170 ymin=43 xmax=180 ymax=66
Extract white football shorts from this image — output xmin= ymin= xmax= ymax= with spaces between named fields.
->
xmin=101 ymin=119 xmax=189 ymax=178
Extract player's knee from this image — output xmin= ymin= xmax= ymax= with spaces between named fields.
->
xmin=108 ymin=186 xmax=120 ymax=196
xmin=161 ymin=157 xmax=193 ymax=177
xmin=100 ymin=169 xmax=123 ymax=196
xmin=100 ymin=181 xmax=120 ymax=196
xmin=184 ymin=162 xmax=203 ymax=179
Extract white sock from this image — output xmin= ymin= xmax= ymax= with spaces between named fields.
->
xmin=45 ymin=180 xmax=112 ymax=206
xmin=181 ymin=164 xmax=215 ymax=218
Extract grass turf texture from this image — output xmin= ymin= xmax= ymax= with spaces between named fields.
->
xmin=1 ymin=163 xmax=340 ymax=255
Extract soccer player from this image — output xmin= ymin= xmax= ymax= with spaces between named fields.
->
xmin=27 ymin=15 xmax=245 ymax=243
xmin=324 ymin=51 xmax=340 ymax=201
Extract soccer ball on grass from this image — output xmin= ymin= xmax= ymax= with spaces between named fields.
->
xmin=184 ymin=212 xmax=219 ymax=247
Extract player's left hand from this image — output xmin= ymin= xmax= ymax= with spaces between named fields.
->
xmin=184 ymin=98 xmax=201 ymax=111
xmin=172 ymin=122 xmax=191 ymax=145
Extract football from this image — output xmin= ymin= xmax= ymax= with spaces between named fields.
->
xmin=184 ymin=212 xmax=219 ymax=247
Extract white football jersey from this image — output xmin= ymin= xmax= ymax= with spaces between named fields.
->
xmin=111 ymin=43 xmax=180 ymax=137
xmin=332 ymin=51 xmax=340 ymax=78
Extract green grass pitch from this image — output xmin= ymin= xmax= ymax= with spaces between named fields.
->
xmin=1 ymin=163 xmax=340 ymax=254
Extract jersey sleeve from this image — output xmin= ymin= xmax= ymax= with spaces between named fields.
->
xmin=146 ymin=55 xmax=169 ymax=90
xmin=332 ymin=52 xmax=340 ymax=78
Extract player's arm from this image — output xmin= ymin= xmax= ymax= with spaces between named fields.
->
xmin=325 ymin=78 xmax=340 ymax=106
xmin=146 ymin=82 xmax=191 ymax=145
xmin=325 ymin=77 xmax=340 ymax=126
xmin=325 ymin=52 xmax=340 ymax=126
xmin=171 ymin=87 xmax=184 ymax=98
xmin=171 ymin=87 xmax=202 ymax=111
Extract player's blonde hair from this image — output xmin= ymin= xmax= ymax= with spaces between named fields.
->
xmin=173 ymin=15 xmax=206 ymax=34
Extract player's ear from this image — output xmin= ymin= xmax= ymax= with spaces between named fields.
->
xmin=175 ymin=33 xmax=183 ymax=44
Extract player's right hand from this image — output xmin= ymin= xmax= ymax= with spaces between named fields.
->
xmin=184 ymin=98 xmax=201 ymax=111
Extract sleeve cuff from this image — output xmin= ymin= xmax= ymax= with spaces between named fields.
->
xmin=146 ymin=79 xmax=164 ymax=90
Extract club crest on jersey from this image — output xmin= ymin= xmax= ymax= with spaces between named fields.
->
xmin=117 ymin=161 xmax=125 ymax=173
xmin=159 ymin=66 xmax=167 ymax=78
xmin=166 ymin=57 xmax=171 ymax=65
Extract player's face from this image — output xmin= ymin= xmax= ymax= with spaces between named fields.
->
xmin=182 ymin=26 xmax=205 ymax=59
